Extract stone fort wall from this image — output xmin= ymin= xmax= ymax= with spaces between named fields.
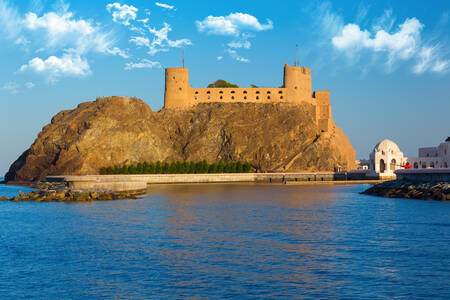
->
xmin=164 ymin=63 xmax=332 ymax=132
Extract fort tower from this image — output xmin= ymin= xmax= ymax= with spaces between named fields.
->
xmin=164 ymin=68 xmax=191 ymax=109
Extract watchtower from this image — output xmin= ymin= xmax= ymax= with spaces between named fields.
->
xmin=164 ymin=68 xmax=191 ymax=109
xmin=283 ymin=64 xmax=313 ymax=104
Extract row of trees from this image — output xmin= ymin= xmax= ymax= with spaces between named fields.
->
xmin=101 ymin=160 xmax=253 ymax=175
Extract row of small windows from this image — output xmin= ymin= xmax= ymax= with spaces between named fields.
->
xmin=194 ymin=90 xmax=283 ymax=95
xmin=194 ymin=95 xmax=284 ymax=100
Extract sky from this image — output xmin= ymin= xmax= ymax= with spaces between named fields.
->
xmin=0 ymin=0 xmax=449 ymax=174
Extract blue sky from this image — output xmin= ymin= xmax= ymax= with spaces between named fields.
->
xmin=0 ymin=0 xmax=449 ymax=174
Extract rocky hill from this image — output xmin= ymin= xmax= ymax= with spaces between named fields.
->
xmin=5 ymin=97 xmax=356 ymax=182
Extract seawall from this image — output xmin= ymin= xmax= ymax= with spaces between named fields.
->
xmin=46 ymin=172 xmax=379 ymax=191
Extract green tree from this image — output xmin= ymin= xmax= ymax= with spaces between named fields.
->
xmin=149 ymin=162 xmax=155 ymax=174
xmin=155 ymin=161 xmax=162 ymax=174
xmin=128 ymin=165 xmax=137 ymax=174
xmin=188 ymin=161 xmax=196 ymax=174
xmin=169 ymin=162 xmax=177 ymax=174
xmin=181 ymin=161 xmax=188 ymax=173
xmin=136 ymin=163 xmax=143 ymax=174
xmin=162 ymin=162 xmax=169 ymax=174
xmin=207 ymin=79 xmax=239 ymax=88
xmin=217 ymin=161 xmax=224 ymax=173
xmin=175 ymin=161 xmax=181 ymax=174
xmin=143 ymin=162 xmax=149 ymax=173
xmin=236 ymin=161 xmax=243 ymax=173
xmin=243 ymin=162 xmax=251 ymax=173
xmin=208 ymin=162 xmax=217 ymax=173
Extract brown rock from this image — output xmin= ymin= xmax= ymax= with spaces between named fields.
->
xmin=0 ymin=196 xmax=7 ymax=201
xmin=5 ymin=97 xmax=356 ymax=182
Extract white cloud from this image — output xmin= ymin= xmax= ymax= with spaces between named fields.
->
xmin=106 ymin=2 xmax=138 ymax=26
xmin=331 ymin=13 xmax=449 ymax=74
xmin=15 ymin=36 xmax=30 ymax=46
xmin=20 ymin=53 xmax=91 ymax=82
xmin=228 ymin=40 xmax=251 ymax=49
xmin=25 ymin=82 xmax=35 ymax=89
xmin=155 ymin=2 xmax=175 ymax=10
xmin=125 ymin=59 xmax=161 ymax=70
xmin=23 ymin=11 xmax=125 ymax=57
xmin=131 ymin=22 xmax=192 ymax=55
xmin=106 ymin=47 xmax=129 ymax=58
xmin=217 ymin=56 xmax=223 ymax=61
xmin=226 ymin=49 xmax=249 ymax=63
xmin=196 ymin=12 xmax=272 ymax=36
xmin=1 ymin=81 xmax=20 ymax=94
xmin=0 ymin=0 xmax=22 ymax=39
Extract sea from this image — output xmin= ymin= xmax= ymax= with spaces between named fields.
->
xmin=1 ymin=181 xmax=450 ymax=298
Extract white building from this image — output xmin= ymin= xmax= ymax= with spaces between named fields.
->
xmin=407 ymin=137 xmax=450 ymax=169
xmin=369 ymin=139 xmax=407 ymax=177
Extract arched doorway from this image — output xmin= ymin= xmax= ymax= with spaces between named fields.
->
xmin=380 ymin=159 xmax=386 ymax=173
xmin=414 ymin=162 xmax=418 ymax=169
xmin=390 ymin=159 xmax=396 ymax=172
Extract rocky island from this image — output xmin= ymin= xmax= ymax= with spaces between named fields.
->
xmin=5 ymin=96 xmax=355 ymax=183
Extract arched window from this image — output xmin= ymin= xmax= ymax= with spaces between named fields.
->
xmin=430 ymin=161 xmax=435 ymax=168
xmin=219 ymin=91 xmax=223 ymax=94
xmin=380 ymin=159 xmax=386 ymax=173
xmin=220 ymin=96 xmax=223 ymax=100
xmin=231 ymin=96 xmax=234 ymax=100
xmin=256 ymin=96 xmax=259 ymax=100
xmin=267 ymin=91 xmax=271 ymax=94
xmin=414 ymin=162 xmax=418 ymax=169
xmin=243 ymin=91 xmax=247 ymax=94
xmin=195 ymin=91 xmax=199 ymax=94
xmin=244 ymin=96 xmax=247 ymax=100
xmin=256 ymin=91 xmax=260 ymax=94
xmin=445 ymin=162 xmax=448 ymax=168
xmin=206 ymin=91 xmax=211 ymax=94
xmin=267 ymin=96 xmax=271 ymax=99
xmin=390 ymin=159 xmax=396 ymax=171
xmin=278 ymin=90 xmax=283 ymax=94
xmin=207 ymin=96 xmax=210 ymax=100
xmin=231 ymin=91 xmax=235 ymax=94
xmin=422 ymin=162 xmax=427 ymax=168
xmin=194 ymin=96 xmax=197 ymax=100
xmin=280 ymin=96 xmax=283 ymax=99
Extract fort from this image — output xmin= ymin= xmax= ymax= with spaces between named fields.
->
xmin=164 ymin=63 xmax=332 ymax=132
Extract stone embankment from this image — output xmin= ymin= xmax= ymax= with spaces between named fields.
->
xmin=362 ymin=180 xmax=450 ymax=201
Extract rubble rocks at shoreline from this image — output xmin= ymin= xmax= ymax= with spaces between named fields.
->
xmin=362 ymin=180 xmax=450 ymax=201
xmin=0 ymin=187 xmax=146 ymax=202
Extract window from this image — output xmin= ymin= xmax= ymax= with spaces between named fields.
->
xmin=267 ymin=91 xmax=271 ymax=94
xmin=179 ymin=88 xmax=182 ymax=91
xmin=414 ymin=162 xmax=418 ymax=169
xmin=278 ymin=90 xmax=283 ymax=94
xmin=256 ymin=91 xmax=260 ymax=94
xmin=430 ymin=161 xmax=435 ymax=168
xmin=207 ymin=91 xmax=211 ymax=94
xmin=267 ymin=96 xmax=271 ymax=99
xmin=280 ymin=96 xmax=283 ymax=99
xmin=231 ymin=96 xmax=234 ymax=100
xmin=219 ymin=91 xmax=223 ymax=94
xmin=231 ymin=91 xmax=235 ymax=94
xmin=220 ymin=96 xmax=223 ymax=100
xmin=173 ymin=76 xmax=175 ymax=80
xmin=195 ymin=91 xmax=199 ymax=94
xmin=243 ymin=91 xmax=247 ymax=94
xmin=194 ymin=96 xmax=197 ymax=100
xmin=208 ymin=96 xmax=210 ymax=99
xmin=244 ymin=96 xmax=247 ymax=100
xmin=256 ymin=96 xmax=259 ymax=100
xmin=422 ymin=163 xmax=427 ymax=168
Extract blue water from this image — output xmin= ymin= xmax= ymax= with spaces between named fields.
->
xmin=0 ymin=177 xmax=35 ymax=198
xmin=1 ymin=183 xmax=450 ymax=298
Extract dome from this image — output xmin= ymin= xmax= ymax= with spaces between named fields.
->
xmin=373 ymin=139 xmax=401 ymax=153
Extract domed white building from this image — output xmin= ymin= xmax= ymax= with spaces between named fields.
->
xmin=369 ymin=139 xmax=407 ymax=178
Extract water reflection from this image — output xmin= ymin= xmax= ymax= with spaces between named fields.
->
xmin=1 ymin=183 xmax=450 ymax=298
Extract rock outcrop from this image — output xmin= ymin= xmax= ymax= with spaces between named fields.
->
xmin=362 ymin=180 xmax=450 ymax=201
xmin=5 ymin=97 xmax=356 ymax=182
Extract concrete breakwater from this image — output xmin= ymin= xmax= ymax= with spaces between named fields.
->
xmin=46 ymin=172 xmax=376 ymax=191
